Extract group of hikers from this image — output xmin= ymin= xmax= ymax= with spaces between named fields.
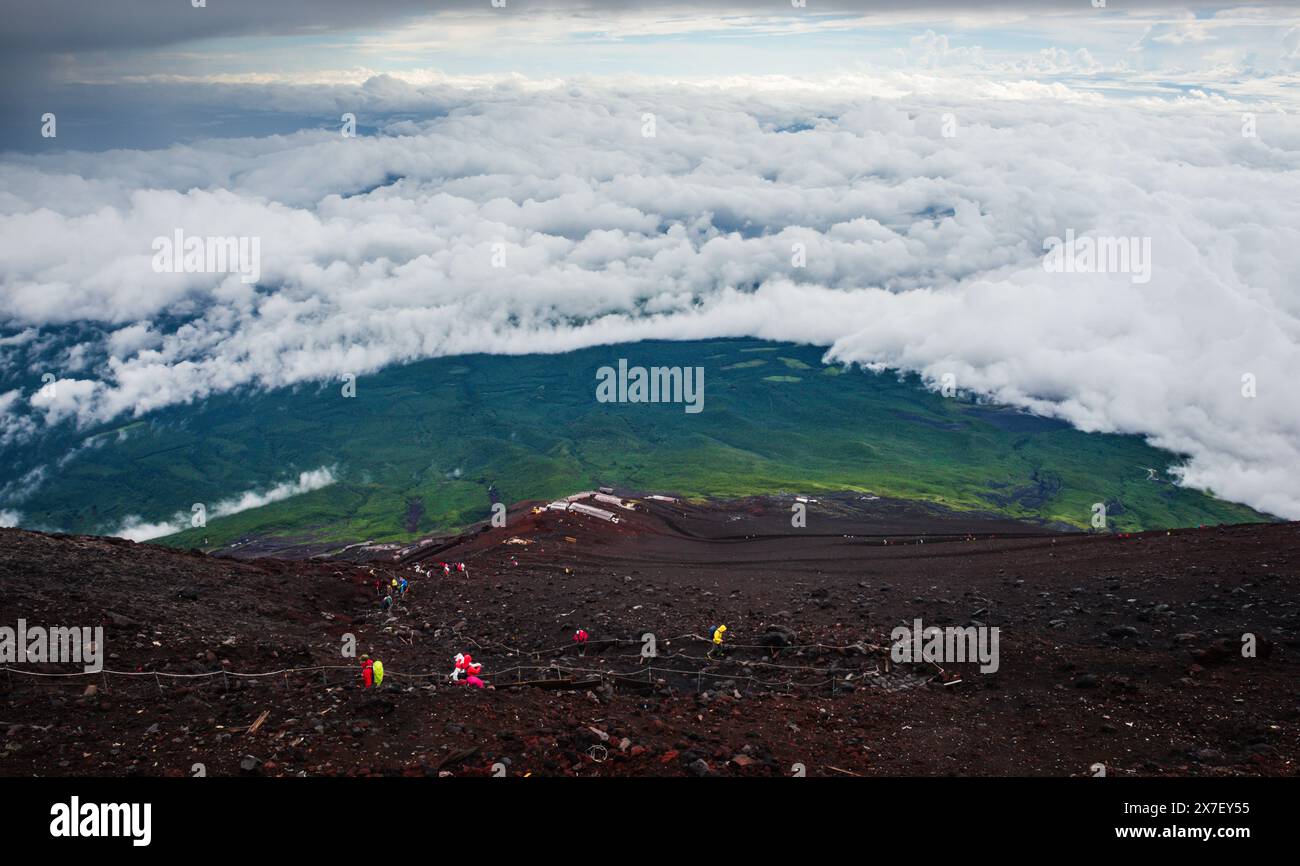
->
xmin=358 ymin=651 xmax=483 ymax=689
xmin=372 ymin=561 xmax=468 ymax=611
xmin=360 ymin=558 xmax=732 ymax=690
xmin=356 ymin=624 xmax=731 ymax=690
xmin=373 ymin=576 xmax=409 ymax=611
xmin=414 ymin=561 xmax=468 ymax=578
xmin=359 ymin=655 xmax=384 ymax=688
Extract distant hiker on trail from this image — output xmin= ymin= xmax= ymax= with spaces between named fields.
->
xmin=380 ymin=592 xmax=392 ymax=612
xmin=398 ymin=576 xmax=409 ymax=597
xmin=442 ymin=562 xmax=451 ymax=577
xmin=707 ymin=624 xmax=727 ymax=659
xmin=361 ymin=656 xmax=374 ymax=689
xmin=574 ymin=628 xmax=589 ymax=656
xmin=456 ymin=562 xmax=467 ymax=576
xmin=373 ymin=659 xmax=385 ymax=687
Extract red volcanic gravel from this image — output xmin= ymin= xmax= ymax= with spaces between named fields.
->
xmin=2 ymin=493 xmax=1297 ymax=777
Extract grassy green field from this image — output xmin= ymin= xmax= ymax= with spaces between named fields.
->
xmin=5 ymin=339 xmax=1268 ymax=550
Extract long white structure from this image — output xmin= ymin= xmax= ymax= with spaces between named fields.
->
xmin=567 ymin=502 xmax=620 ymax=523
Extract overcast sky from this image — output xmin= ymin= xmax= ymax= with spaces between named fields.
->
xmin=3 ymin=0 xmax=1297 ymax=148
xmin=1 ymin=1 xmax=1299 ymax=526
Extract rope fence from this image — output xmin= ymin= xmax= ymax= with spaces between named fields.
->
xmin=0 ymin=661 xmax=852 ymax=695
xmin=0 ymin=630 xmax=924 ymax=696
xmin=467 ymin=631 xmax=887 ymax=658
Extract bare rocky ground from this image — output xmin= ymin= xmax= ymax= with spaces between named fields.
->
xmin=1 ymin=493 xmax=1297 ymax=777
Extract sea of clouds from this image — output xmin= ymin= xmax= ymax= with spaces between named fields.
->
xmin=1 ymin=71 xmax=1299 ymax=519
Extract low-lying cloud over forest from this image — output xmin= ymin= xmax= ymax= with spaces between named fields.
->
xmin=2 ymin=2 xmax=1299 ymax=520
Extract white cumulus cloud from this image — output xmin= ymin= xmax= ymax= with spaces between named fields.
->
xmin=2 ymin=72 xmax=1299 ymax=519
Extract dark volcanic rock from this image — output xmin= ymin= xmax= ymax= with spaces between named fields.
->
xmin=1 ymin=510 xmax=1298 ymax=778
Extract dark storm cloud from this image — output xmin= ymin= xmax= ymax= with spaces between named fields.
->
xmin=0 ymin=0 xmax=439 ymax=53
xmin=0 ymin=0 xmax=1244 ymax=54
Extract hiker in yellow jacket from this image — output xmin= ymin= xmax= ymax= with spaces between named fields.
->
xmin=707 ymin=624 xmax=727 ymax=659
xmin=372 ymin=659 xmax=384 ymax=687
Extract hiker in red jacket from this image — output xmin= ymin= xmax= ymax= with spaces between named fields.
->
xmin=451 ymin=653 xmax=485 ymax=688
xmin=361 ymin=657 xmax=374 ymax=688
xmin=574 ymin=628 xmax=589 ymax=656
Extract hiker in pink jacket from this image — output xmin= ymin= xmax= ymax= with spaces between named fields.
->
xmin=452 ymin=653 xmax=485 ymax=688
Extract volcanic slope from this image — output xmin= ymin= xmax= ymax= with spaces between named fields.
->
xmin=1 ymin=494 xmax=1296 ymax=777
